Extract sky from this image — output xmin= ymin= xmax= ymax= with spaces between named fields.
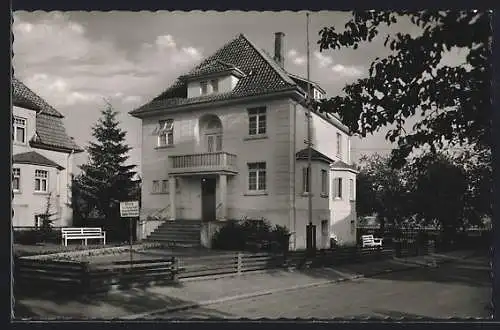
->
xmin=12 ymin=11 xmax=458 ymax=174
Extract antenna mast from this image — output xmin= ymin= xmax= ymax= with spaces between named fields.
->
xmin=306 ymin=12 xmax=313 ymax=231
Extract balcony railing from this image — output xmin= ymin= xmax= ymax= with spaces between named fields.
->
xmin=169 ymin=152 xmax=238 ymax=175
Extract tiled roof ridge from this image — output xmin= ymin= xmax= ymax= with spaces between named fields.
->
xmin=239 ymin=34 xmax=296 ymax=86
xmin=12 ymin=76 xmax=64 ymax=118
xmin=130 ymin=33 xmax=300 ymax=115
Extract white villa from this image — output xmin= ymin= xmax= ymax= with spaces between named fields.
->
xmin=12 ymin=77 xmax=83 ymax=229
xmin=130 ymin=32 xmax=358 ymax=250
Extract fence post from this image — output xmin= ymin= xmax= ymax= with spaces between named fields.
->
xmin=80 ymin=262 xmax=91 ymax=296
xmin=237 ymin=252 xmax=242 ymax=275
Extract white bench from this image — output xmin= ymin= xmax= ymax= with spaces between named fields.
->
xmin=61 ymin=227 xmax=106 ymax=246
xmin=361 ymin=234 xmax=383 ymax=248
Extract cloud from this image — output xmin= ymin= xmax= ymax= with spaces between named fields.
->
xmin=13 ymin=12 xmax=204 ymax=108
xmin=331 ymin=64 xmax=363 ymax=77
xmin=313 ymin=50 xmax=333 ymax=68
xmin=287 ymin=49 xmax=306 ymax=66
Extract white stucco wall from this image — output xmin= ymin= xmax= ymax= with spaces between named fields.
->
xmin=138 ymin=96 xmax=356 ymax=250
xmin=12 ymin=106 xmax=76 ymax=228
xmin=139 ymin=96 xmax=293 ymax=234
xmin=294 ymin=104 xmax=357 ymax=247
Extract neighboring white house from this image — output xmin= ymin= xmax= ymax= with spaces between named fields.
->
xmin=129 ymin=32 xmax=358 ymax=250
xmin=12 ymin=77 xmax=83 ymax=229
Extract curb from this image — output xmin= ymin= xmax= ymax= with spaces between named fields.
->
xmin=123 ymin=264 xmax=417 ymax=319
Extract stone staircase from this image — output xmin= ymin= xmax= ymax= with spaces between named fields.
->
xmin=145 ymin=220 xmax=202 ymax=247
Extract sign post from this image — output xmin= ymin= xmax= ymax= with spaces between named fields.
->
xmin=120 ymin=201 xmax=140 ymax=269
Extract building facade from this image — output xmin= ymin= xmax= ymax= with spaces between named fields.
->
xmin=12 ymin=77 xmax=83 ymax=229
xmin=130 ymin=33 xmax=358 ymax=250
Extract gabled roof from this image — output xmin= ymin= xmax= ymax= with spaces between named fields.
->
xmin=12 ymin=77 xmax=84 ymax=154
xmin=331 ymin=160 xmax=358 ymax=172
xmin=130 ymin=33 xmax=299 ymax=116
xmin=296 ymin=148 xmax=334 ymax=164
xmin=13 ymin=151 xmax=65 ymax=170
xmin=12 ymin=77 xmax=64 ymax=118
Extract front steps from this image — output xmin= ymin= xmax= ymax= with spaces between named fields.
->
xmin=145 ymin=220 xmax=202 ymax=248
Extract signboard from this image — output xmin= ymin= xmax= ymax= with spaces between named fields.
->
xmin=120 ymin=201 xmax=139 ymax=218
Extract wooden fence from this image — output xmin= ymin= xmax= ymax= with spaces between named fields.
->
xmin=177 ymin=252 xmax=284 ymax=279
xmin=176 ymin=247 xmax=394 ymax=279
xmin=14 ymin=256 xmax=179 ymax=295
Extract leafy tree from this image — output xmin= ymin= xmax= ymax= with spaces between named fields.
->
xmin=356 ymin=154 xmax=410 ymax=231
xmin=75 ymin=102 xmax=137 ymax=241
xmin=405 ymin=153 xmax=469 ymax=242
xmin=316 ymin=11 xmax=491 ymax=168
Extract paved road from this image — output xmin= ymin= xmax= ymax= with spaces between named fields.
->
xmin=150 ymin=256 xmax=491 ymax=319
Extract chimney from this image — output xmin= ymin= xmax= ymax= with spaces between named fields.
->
xmin=274 ymin=32 xmax=285 ymax=68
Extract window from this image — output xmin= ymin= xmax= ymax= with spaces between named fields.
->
xmin=349 ymin=179 xmax=355 ymax=200
xmin=321 ymin=169 xmax=328 ymax=195
xmin=200 ymin=81 xmax=208 ymax=95
xmin=34 ymin=169 xmax=48 ymax=193
xmin=207 ymin=134 xmax=223 ymax=152
xmin=248 ymin=162 xmax=266 ymax=191
xmin=161 ymin=180 xmax=169 ymax=193
xmin=13 ymin=116 xmax=27 ymax=144
xmin=12 ymin=168 xmax=20 ymax=192
xmin=336 ymin=133 xmax=342 ymax=158
xmin=158 ymin=119 xmax=174 ymax=147
xmin=333 ymin=178 xmax=342 ymax=199
xmin=248 ymin=107 xmax=267 ymax=135
xmin=152 ymin=180 xmax=160 ymax=193
xmin=34 ymin=214 xmax=42 ymax=229
xmin=210 ymin=79 xmax=219 ymax=93
xmin=302 ymin=167 xmax=310 ymax=193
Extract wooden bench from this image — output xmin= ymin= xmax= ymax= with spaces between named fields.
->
xmin=61 ymin=227 xmax=106 ymax=246
xmin=361 ymin=234 xmax=383 ymax=248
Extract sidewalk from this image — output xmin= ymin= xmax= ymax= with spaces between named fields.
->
xmin=14 ymin=250 xmax=475 ymax=320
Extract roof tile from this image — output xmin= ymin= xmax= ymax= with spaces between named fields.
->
xmin=12 ymin=77 xmax=83 ymax=153
xmin=30 ymin=113 xmax=83 ymax=152
xmin=296 ymin=148 xmax=334 ymax=164
xmin=12 ymin=77 xmax=64 ymax=118
xmin=13 ymin=151 xmax=65 ymax=170
xmin=130 ymin=34 xmax=298 ymax=115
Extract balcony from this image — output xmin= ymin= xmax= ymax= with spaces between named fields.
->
xmin=168 ymin=152 xmax=238 ymax=175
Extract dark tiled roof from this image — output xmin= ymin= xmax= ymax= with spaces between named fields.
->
xmin=30 ymin=113 xmax=83 ymax=153
xmin=12 ymin=77 xmax=64 ymax=118
xmin=296 ymin=148 xmax=334 ymax=164
xmin=13 ymin=151 xmax=65 ymax=170
xmin=331 ymin=160 xmax=358 ymax=171
xmin=12 ymin=77 xmax=83 ymax=153
xmin=130 ymin=34 xmax=299 ymax=116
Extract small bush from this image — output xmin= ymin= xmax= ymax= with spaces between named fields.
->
xmin=14 ymin=229 xmax=60 ymax=245
xmin=212 ymin=218 xmax=291 ymax=252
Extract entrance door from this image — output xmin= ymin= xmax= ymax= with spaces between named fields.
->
xmin=321 ymin=220 xmax=329 ymax=249
xmin=201 ymin=177 xmax=217 ymax=222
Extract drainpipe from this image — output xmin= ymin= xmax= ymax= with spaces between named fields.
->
xmin=67 ymin=149 xmax=74 ymax=226
xmin=292 ymin=102 xmax=297 ymax=250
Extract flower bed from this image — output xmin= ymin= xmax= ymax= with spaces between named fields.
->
xmin=26 ymin=243 xmax=164 ymax=263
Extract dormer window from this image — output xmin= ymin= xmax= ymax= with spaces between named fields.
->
xmin=200 ymin=81 xmax=208 ymax=95
xmin=158 ymin=119 xmax=174 ymax=147
xmin=314 ymin=88 xmax=325 ymax=101
xmin=210 ymin=79 xmax=219 ymax=93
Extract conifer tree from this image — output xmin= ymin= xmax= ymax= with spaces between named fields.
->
xmin=75 ymin=102 xmax=137 ymax=241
